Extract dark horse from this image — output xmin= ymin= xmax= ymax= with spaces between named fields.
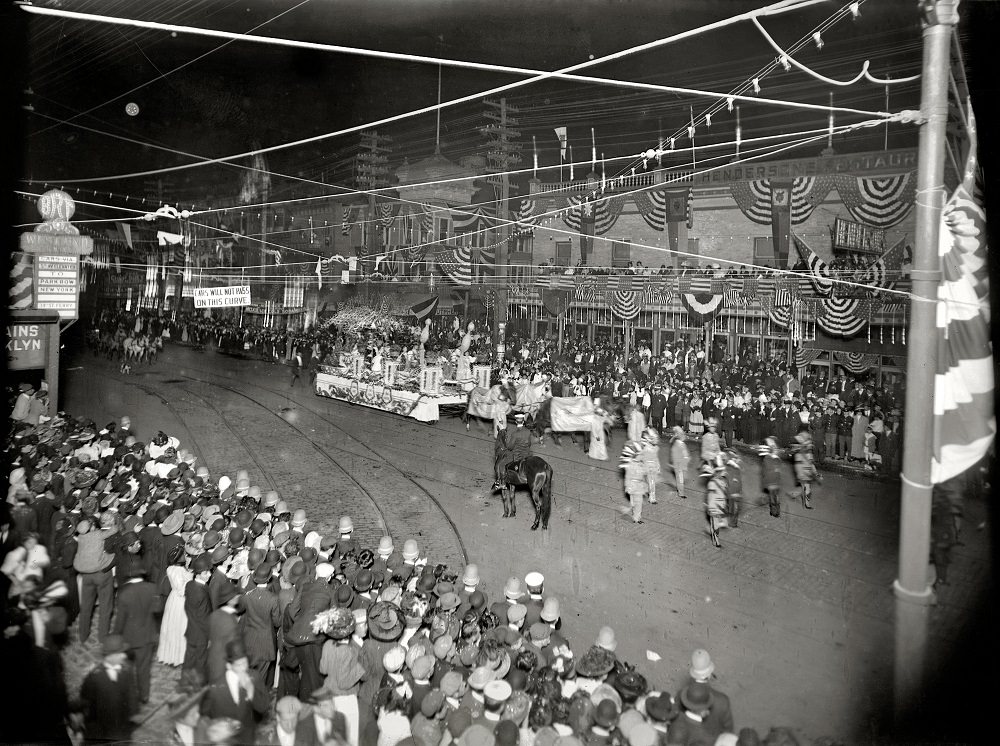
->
xmin=493 ymin=431 xmax=554 ymax=530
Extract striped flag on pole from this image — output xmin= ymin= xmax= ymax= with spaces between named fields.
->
xmin=411 ymin=295 xmax=440 ymax=324
xmin=932 ymin=107 xmax=994 ymax=483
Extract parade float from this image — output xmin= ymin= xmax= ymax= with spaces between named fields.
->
xmin=313 ymin=303 xmax=489 ymax=423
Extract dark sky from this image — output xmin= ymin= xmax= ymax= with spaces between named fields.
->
xmin=6 ymin=0 xmax=985 ymax=218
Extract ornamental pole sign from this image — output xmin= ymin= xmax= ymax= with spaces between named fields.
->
xmin=19 ymin=189 xmax=93 ymax=321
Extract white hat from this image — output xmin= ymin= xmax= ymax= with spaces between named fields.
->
xmin=218 ymin=475 xmax=232 ymax=493
xmin=524 ymin=571 xmax=544 ymax=590
xmin=315 ymin=563 xmax=335 ymax=580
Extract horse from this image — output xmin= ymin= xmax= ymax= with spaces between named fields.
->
xmin=529 ymin=395 xmax=620 ymax=448
xmin=463 ymin=384 xmax=512 ymax=432
xmin=493 ymin=431 xmax=554 ymax=530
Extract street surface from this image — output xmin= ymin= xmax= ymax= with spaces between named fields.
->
xmin=58 ymin=341 xmax=991 ymax=743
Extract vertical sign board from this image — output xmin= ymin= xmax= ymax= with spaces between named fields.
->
xmin=33 ymin=254 xmax=80 ymax=320
xmin=6 ymin=310 xmax=62 ymax=409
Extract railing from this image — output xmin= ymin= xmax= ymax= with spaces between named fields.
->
xmin=529 ymin=168 xmax=694 ymax=195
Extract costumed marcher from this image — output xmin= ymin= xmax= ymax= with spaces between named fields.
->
xmin=759 ymin=437 xmax=783 ymax=518
xmin=587 ymin=400 xmax=610 ymax=461
xmin=790 ymin=425 xmax=819 ymax=509
xmin=669 ymin=426 xmax=690 ymax=500
xmin=723 ymin=450 xmax=744 ymax=528
xmin=493 ymin=413 xmax=533 ymax=490
xmin=700 ymin=417 xmax=721 ymax=466
xmin=700 ymin=456 xmax=729 ymax=549
xmin=638 ymin=428 xmax=661 ymax=505
xmin=620 ymin=442 xmax=648 ymax=525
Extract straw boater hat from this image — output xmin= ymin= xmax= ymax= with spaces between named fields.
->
xmin=367 ymin=601 xmax=405 ymax=642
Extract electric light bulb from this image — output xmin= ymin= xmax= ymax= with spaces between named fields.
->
xmin=780 ymin=55 xmax=790 ymax=71
xmin=813 ymin=31 xmax=823 ymax=49
xmin=752 ymin=78 xmax=760 ymax=94
xmin=726 ymin=97 xmax=734 ymax=111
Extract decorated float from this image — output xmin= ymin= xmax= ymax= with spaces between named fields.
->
xmin=313 ymin=301 xmax=486 ymax=423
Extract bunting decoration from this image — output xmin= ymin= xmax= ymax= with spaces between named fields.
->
xmin=607 ymin=290 xmax=644 ymax=321
xmin=514 ymin=198 xmax=541 ymax=230
xmin=794 ymin=347 xmax=824 ymax=368
xmin=729 ymin=177 xmax=833 ymax=225
xmin=932 ymin=107 xmax=994 ymax=483
xmin=816 ymin=296 xmax=867 ymax=337
xmin=452 ymin=205 xmax=496 ymax=233
xmin=760 ymin=296 xmax=792 ymax=328
xmin=832 ymin=351 xmax=880 ymax=373
xmin=283 ymin=276 xmax=305 ymax=308
xmin=432 ymin=245 xmax=496 ymax=286
xmin=835 ymin=172 xmax=916 ymax=228
xmin=341 ymin=206 xmax=357 ymax=236
xmin=315 ymin=254 xmax=359 ymax=286
xmin=861 ymin=237 xmax=907 ymax=291
xmin=375 ymin=201 xmax=398 ymax=228
xmin=679 ymin=292 xmax=724 ymax=325
xmin=643 ymin=281 xmax=674 ymax=306
xmin=561 ymin=195 xmax=623 ymax=235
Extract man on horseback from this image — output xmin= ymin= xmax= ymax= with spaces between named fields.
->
xmin=493 ymin=412 xmax=533 ymax=490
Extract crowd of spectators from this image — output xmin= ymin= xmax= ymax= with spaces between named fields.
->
xmin=3 ymin=399 xmax=820 ymax=746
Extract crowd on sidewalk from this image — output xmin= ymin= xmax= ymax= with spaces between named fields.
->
xmin=3 ymin=392 xmax=828 ymax=746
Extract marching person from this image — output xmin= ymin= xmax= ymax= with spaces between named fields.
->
xmin=759 ymin=437 xmax=783 ymax=518
xmin=290 ymin=349 xmax=303 ymax=388
xmin=791 ymin=424 xmax=819 ymax=509
xmin=669 ymin=426 xmax=690 ymax=500
xmin=700 ymin=417 xmax=721 ymax=466
xmin=700 ymin=456 xmax=729 ymax=548
xmin=493 ymin=412 xmax=532 ymax=491
xmin=638 ymin=428 xmax=662 ymax=505
xmin=724 ymin=449 xmax=744 ymax=528
xmin=620 ymin=442 xmax=648 ymax=525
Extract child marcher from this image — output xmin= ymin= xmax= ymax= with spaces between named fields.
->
xmin=700 ymin=455 xmax=729 ymax=548
xmin=724 ymin=450 xmax=744 ymax=528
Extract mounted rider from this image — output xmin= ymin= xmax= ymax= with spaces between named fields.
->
xmin=493 ymin=412 xmax=533 ymax=490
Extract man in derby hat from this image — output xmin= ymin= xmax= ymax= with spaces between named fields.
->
xmin=182 ymin=552 xmax=214 ymax=681
xmin=200 ymin=640 xmax=269 ymax=746
xmin=678 ymin=648 xmax=733 ymax=736
xmin=669 ymin=681 xmax=720 ymax=744
xmin=206 ymin=582 xmax=245 ymax=683
xmin=241 ymin=563 xmax=281 ymax=687
xmin=112 ymin=564 xmax=158 ymax=703
xmin=79 ymin=634 xmax=139 ymax=742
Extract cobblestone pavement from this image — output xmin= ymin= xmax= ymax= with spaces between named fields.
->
xmin=59 ymin=343 xmax=991 ymax=743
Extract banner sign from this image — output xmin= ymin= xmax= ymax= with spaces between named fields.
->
xmin=193 ymin=285 xmax=251 ymax=308
xmin=33 ymin=254 xmax=80 ymax=320
xmin=6 ymin=321 xmax=52 ymax=370
xmin=832 ymin=217 xmax=886 ymax=253
xmin=694 ymin=148 xmax=917 ymax=185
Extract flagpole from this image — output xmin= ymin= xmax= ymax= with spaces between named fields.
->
xmin=892 ymin=0 xmax=956 ymax=729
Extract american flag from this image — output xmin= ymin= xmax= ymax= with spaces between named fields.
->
xmin=723 ymin=288 xmax=747 ymax=307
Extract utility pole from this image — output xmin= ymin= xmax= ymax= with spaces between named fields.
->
xmin=893 ymin=0 xmax=957 ymax=728
xmin=356 ymin=130 xmax=393 ymax=276
xmin=482 ymin=97 xmax=521 ymax=364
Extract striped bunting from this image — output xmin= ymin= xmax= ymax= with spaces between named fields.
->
xmin=607 ymin=290 xmax=644 ymax=320
xmin=817 ymin=296 xmax=866 ymax=337
xmin=375 ymin=201 xmax=398 ymax=228
xmin=831 ymin=351 xmax=880 ymax=374
xmin=729 ymin=177 xmax=828 ymax=226
xmin=861 ymin=237 xmax=906 ymax=291
xmin=410 ymin=295 xmax=439 ymax=323
xmin=433 ymin=245 xmax=496 ymax=286
xmin=679 ymin=292 xmax=724 ymax=324
xmin=836 ymin=172 xmax=916 ymax=228
xmin=452 ymin=205 xmax=496 ymax=233
xmin=932 ymin=109 xmax=994 ymax=483
xmin=561 ymin=195 xmax=624 ymax=235
xmin=794 ymin=347 xmax=824 ymax=368
xmin=760 ymin=296 xmax=791 ymax=328
xmin=514 ymin=198 xmax=541 ymax=229
xmin=341 ymin=206 xmax=356 ymax=236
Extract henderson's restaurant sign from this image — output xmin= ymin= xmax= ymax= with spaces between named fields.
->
xmin=693 ymin=149 xmax=917 ymax=185
xmin=193 ymin=285 xmax=252 ymax=309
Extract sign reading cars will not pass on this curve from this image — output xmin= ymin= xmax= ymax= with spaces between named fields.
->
xmin=193 ymin=285 xmax=252 ymax=308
